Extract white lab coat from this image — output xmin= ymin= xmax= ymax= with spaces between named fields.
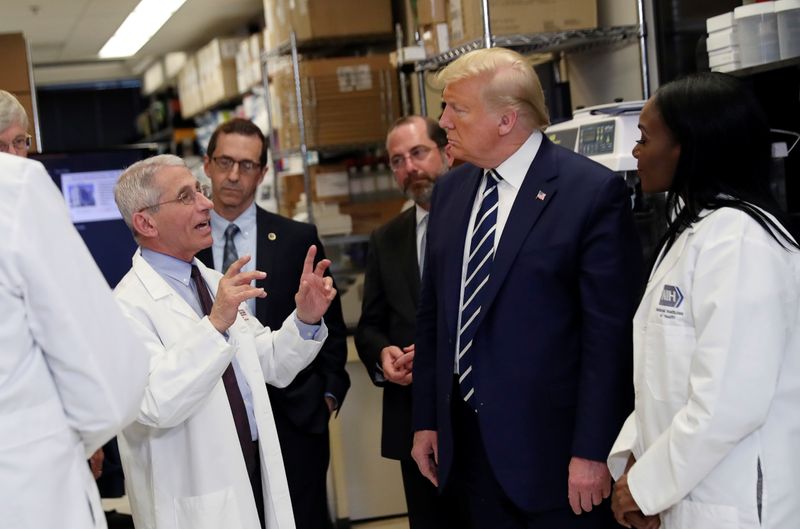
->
xmin=0 ymin=154 xmax=148 ymax=529
xmin=114 ymin=252 xmax=326 ymax=529
xmin=608 ymin=206 xmax=800 ymax=529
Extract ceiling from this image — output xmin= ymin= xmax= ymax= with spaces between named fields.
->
xmin=0 ymin=0 xmax=265 ymax=85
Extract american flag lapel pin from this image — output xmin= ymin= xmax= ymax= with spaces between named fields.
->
xmin=536 ymin=190 xmax=547 ymax=201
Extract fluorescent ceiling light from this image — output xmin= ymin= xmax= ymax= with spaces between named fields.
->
xmin=99 ymin=0 xmax=188 ymax=58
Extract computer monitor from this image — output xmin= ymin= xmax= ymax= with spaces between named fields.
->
xmin=31 ymin=147 xmax=158 ymax=288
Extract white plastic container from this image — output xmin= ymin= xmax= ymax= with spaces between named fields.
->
xmin=776 ymin=0 xmax=800 ymax=59
xmin=707 ymin=28 xmax=738 ymax=52
xmin=735 ymin=1 xmax=780 ymax=67
xmin=707 ymin=11 xmax=735 ymax=33
xmin=709 ymin=48 xmax=741 ymax=68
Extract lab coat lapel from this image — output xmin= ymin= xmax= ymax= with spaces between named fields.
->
xmin=444 ymin=167 xmax=484 ymax=338
xmin=642 ymin=228 xmax=690 ymax=302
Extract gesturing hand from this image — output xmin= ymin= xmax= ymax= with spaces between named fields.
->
xmin=295 ymin=245 xmax=336 ymax=324
xmin=209 ymin=255 xmax=267 ymax=333
xmin=568 ymin=456 xmax=612 ymax=515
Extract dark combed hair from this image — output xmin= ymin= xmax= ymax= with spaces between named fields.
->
xmin=206 ymin=118 xmax=268 ymax=168
xmin=387 ymin=115 xmax=448 ymax=149
xmin=654 ymin=72 xmax=798 ymax=260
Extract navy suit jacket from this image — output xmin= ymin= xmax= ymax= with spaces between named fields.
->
xmin=412 ymin=136 xmax=642 ymax=513
xmin=197 ymin=206 xmax=350 ymax=434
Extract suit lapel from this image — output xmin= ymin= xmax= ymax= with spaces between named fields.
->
xmin=401 ymin=208 xmax=421 ymax=308
xmin=255 ymin=207 xmax=277 ymax=323
xmin=473 ymin=138 xmax=559 ymax=330
xmin=444 ymin=167 xmax=484 ymax=338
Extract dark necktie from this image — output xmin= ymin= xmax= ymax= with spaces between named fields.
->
xmin=189 ymin=265 xmax=256 ymax=475
xmin=222 ymin=224 xmax=240 ymax=273
xmin=458 ymin=169 xmax=501 ymax=408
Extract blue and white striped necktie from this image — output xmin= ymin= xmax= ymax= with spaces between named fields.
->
xmin=458 ymin=169 xmax=501 ymax=407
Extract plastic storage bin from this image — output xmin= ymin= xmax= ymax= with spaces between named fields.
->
xmin=776 ymin=0 xmax=800 ymax=59
xmin=735 ymin=2 xmax=780 ymax=67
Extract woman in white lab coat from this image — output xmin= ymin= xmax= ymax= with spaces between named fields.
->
xmin=607 ymin=72 xmax=800 ymax=529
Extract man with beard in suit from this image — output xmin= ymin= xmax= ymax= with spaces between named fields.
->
xmin=356 ymin=115 xmax=462 ymax=528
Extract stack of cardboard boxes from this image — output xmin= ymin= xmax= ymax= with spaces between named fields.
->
xmin=271 ymin=54 xmax=399 ymax=151
xmin=417 ymin=0 xmax=600 ymax=57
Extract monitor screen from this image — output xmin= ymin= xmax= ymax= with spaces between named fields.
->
xmin=31 ymin=147 xmax=157 ymax=288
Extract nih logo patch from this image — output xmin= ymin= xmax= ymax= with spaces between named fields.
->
xmin=659 ymin=285 xmax=684 ymax=308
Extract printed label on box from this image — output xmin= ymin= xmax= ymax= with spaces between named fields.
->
xmin=336 ymin=65 xmax=373 ymax=92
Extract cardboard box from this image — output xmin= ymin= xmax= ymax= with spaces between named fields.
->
xmin=273 ymin=54 xmax=400 ymax=151
xmin=340 ymin=198 xmax=406 ymax=234
xmin=421 ymin=23 xmax=450 ymax=56
xmin=418 ymin=0 xmax=448 ymax=25
xmin=177 ymin=56 xmax=203 ymax=118
xmin=448 ymin=0 xmax=598 ymax=48
xmin=267 ymin=0 xmax=393 ymax=47
xmin=197 ymin=37 xmax=242 ymax=108
xmin=0 ymin=33 xmax=32 ymax=93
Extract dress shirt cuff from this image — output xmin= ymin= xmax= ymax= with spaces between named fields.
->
xmin=292 ymin=312 xmax=322 ymax=340
xmin=324 ymin=392 xmax=339 ymax=410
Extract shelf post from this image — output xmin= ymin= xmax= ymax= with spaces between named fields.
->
xmin=290 ymin=30 xmax=315 ymax=225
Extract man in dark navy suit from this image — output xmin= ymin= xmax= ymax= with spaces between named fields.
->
xmin=411 ymin=48 xmax=642 ymax=528
xmin=197 ymin=118 xmax=349 ymax=529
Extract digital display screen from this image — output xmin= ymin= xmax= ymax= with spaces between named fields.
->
xmin=31 ymin=148 xmax=156 ymax=287
xmin=547 ymin=128 xmax=579 ymax=151
xmin=578 ymin=121 xmax=616 ymax=156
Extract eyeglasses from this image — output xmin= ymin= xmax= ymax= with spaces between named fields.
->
xmin=212 ymin=156 xmax=262 ymax=176
xmin=137 ymin=182 xmax=212 ymax=212
xmin=0 ymin=134 xmax=32 ymax=154
xmin=389 ymin=145 xmax=434 ymax=171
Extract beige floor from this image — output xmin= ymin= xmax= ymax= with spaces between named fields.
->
xmin=103 ymin=496 xmax=408 ymax=528
xmin=355 ymin=516 xmax=409 ymax=528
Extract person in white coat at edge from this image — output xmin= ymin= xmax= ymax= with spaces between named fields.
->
xmin=0 ymin=153 xmax=149 ymax=529
xmin=112 ymin=154 xmax=336 ymax=529
xmin=607 ymin=72 xmax=800 ymax=529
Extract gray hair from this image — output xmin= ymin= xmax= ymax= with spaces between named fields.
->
xmin=435 ymin=47 xmax=550 ymax=131
xmin=0 ymin=90 xmax=29 ymax=133
xmin=114 ymin=154 xmax=187 ymax=238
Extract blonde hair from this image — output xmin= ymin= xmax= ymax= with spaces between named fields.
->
xmin=435 ymin=47 xmax=550 ymax=130
xmin=114 ymin=154 xmax=187 ymax=237
xmin=0 ymin=90 xmax=29 ymax=133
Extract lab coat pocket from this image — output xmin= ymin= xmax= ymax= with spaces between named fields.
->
xmin=665 ymin=499 xmax=739 ymax=529
xmin=643 ymin=323 xmax=695 ymax=402
xmin=174 ymin=486 xmax=242 ymax=529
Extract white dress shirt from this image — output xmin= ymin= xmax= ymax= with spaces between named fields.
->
xmin=454 ymin=131 xmax=543 ymax=371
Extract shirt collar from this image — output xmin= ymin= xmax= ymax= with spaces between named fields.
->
xmin=210 ymin=201 xmax=257 ymax=240
xmin=140 ymin=247 xmax=193 ymax=286
xmin=415 ymin=204 xmax=428 ymax=226
xmin=491 ymin=130 xmax=543 ymax=190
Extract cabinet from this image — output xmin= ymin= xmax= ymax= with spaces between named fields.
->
xmin=728 ymin=56 xmax=800 ymax=232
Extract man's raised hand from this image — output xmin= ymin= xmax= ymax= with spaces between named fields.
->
xmin=295 ymin=245 xmax=336 ymax=324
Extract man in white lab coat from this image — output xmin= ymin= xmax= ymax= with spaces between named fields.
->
xmin=0 ymin=153 xmax=149 ymax=529
xmin=112 ymin=154 xmax=336 ymax=529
